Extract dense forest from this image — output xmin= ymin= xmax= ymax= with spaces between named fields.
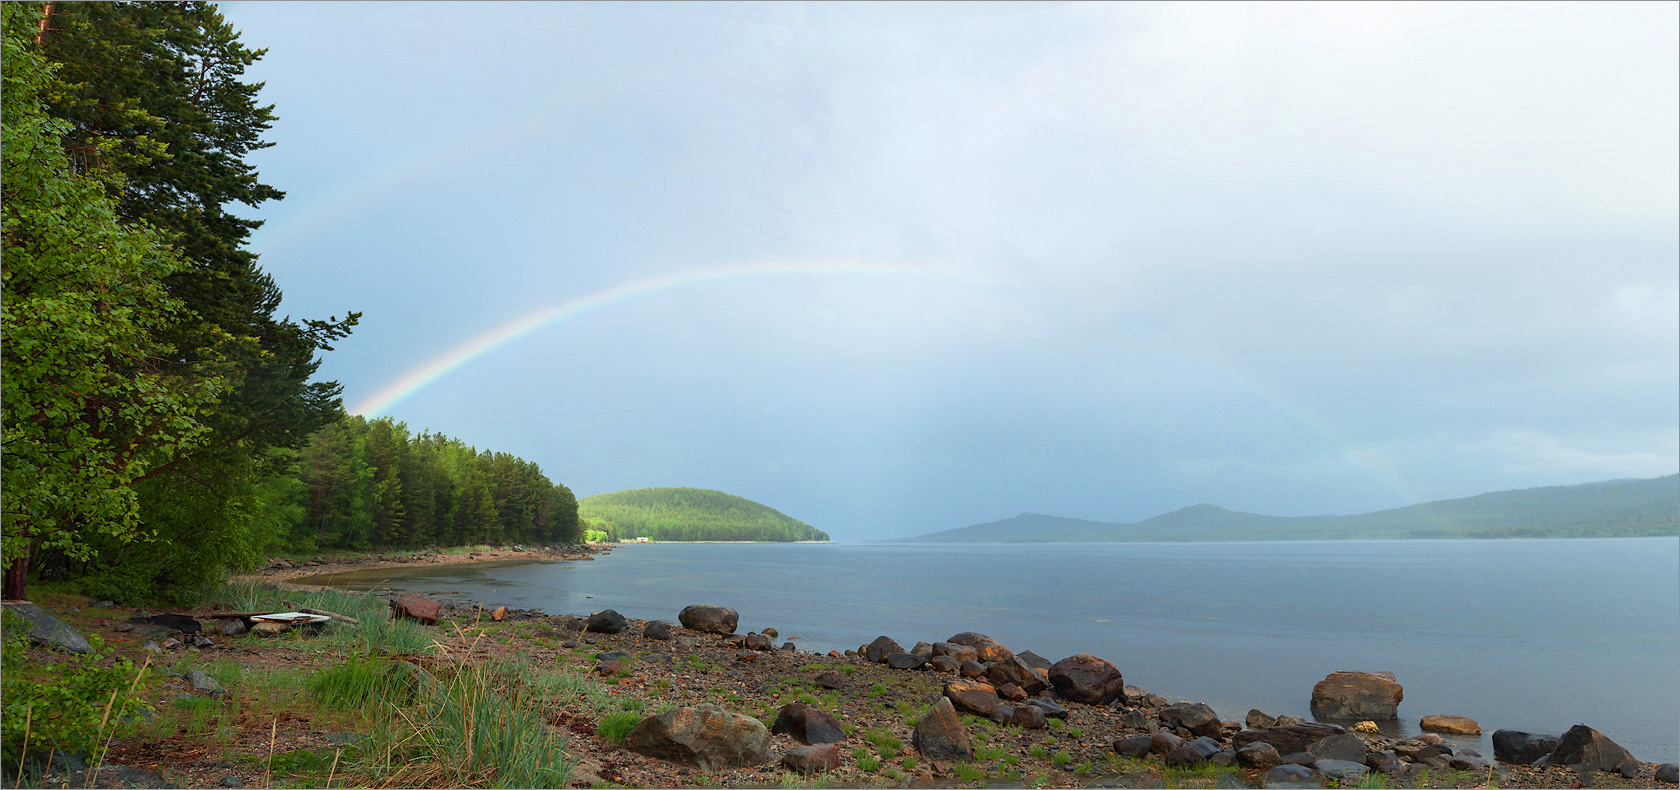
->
xmin=0 ymin=3 xmax=578 ymax=604
xmin=902 ymin=475 xmax=1680 ymax=543
xmin=579 ymin=488 xmax=829 ymax=542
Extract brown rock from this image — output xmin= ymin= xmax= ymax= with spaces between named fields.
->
xmin=1048 ymin=653 xmax=1125 ymax=705
xmin=943 ymin=680 xmax=1000 ymax=717
xmin=986 ymin=656 xmax=1047 ymax=695
xmin=745 ymin=633 xmax=774 ymax=651
xmin=912 ymin=698 xmax=973 ymax=762
xmin=736 ymin=650 xmax=758 ymax=663
xmin=677 ymin=604 xmax=739 ymax=634
xmin=1011 ymin=705 xmax=1048 ymax=729
xmin=1310 ymin=671 xmax=1403 ymax=720
xmin=1160 ymin=702 xmax=1222 ymax=739
xmin=946 ymin=632 xmax=1014 ymax=663
xmin=1232 ymin=722 xmax=1347 ymax=754
xmin=771 ymin=703 xmax=845 ymax=744
xmin=865 ymin=635 xmax=905 ymax=663
xmin=997 ymin=683 xmax=1028 ymax=702
xmin=391 ymin=593 xmax=440 ymax=625
xmin=490 ymin=606 xmax=507 ymax=622
xmin=958 ymin=660 xmax=987 ymax=679
xmin=249 ymin=622 xmax=290 ymax=637
xmin=782 ymin=744 xmax=842 ymax=774
xmin=625 ymin=704 xmax=774 ymax=770
xmin=932 ymin=642 xmax=979 ymax=662
xmin=1548 ymin=724 xmax=1637 ymax=774
xmin=1419 ymin=714 xmax=1481 ymax=735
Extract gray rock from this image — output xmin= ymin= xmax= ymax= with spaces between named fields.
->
xmin=624 ymin=704 xmax=773 ymax=770
xmin=643 ymin=620 xmax=672 ymax=640
xmin=1149 ymin=730 xmax=1183 ymax=755
xmin=1492 ymin=730 xmax=1559 ymax=765
xmin=5 ymin=603 xmax=92 ymax=654
xmin=1262 ymin=764 xmax=1319 ymax=788
xmin=113 ymin=623 xmax=135 ymax=633
xmin=989 ymin=704 xmax=1015 ymax=724
xmin=744 ymin=633 xmax=774 ymax=651
xmin=205 ymin=618 xmax=246 ymax=636
xmin=1016 ymin=650 xmax=1052 ymax=671
xmin=958 ymin=659 xmax=987 ymax=679
xmin=1448 ymin=749 xmax=1490 ymax=772
xmin=1306 ymin=733 xmax=1367 ymax=762
xmin=884 ymin=652 xmax=927 ymax=671
xmin=585 ymin=609 xmax=627 ymax=634
xmin=1653 ymin=763 xmax=1677 ymax=783
xmin=1282 ymin=752 xmax=1317 ymax=766
xmin=1122 ymin=685 xmax=1149 ymax=705
xmin=91 ymin=601 xmax=115 ymax=609
xmin=771 ymin=703 xmax=845 ymax=744
xmin=1247 ymin=709 xmax=1277 ymax=730
xmin=1026 ymin=698 xmax=1070 ymax=719
xmin=865 ymin=635 xmax=905 ymax=663
xmin=1165 ymin=744 xmax=1209 ymax=767
xmin=677 ymin=604 xmax=738 ymax=635
xmin=1048 ymin=653 xmax=1125 ymax=705
xmin=1118 ymin=707 xmax=1151 ymax=729
xmin=815 ymin=671 xmax=842 ymax=690
xmin=929 ymin=655 xmax=960 ymax=673
xmin=1113 ymin=735 xmax=1155 ymax=758
xmin=1232 ymin=722 xmax=1347 ymax=754
xmin=932 ymin=642 xmax=979 ymax=662
xmin=1314 ymin=759 xmax=1369 ymax=782
xmin=1238 ymin=742 xmax=1282 ymax=769
xmin=1215 ymin=774 xmax=1248 ymax=789
xmin=1210 ymin=749 xmax=1237 ymax=767
xmin=781 ymin=743 xmax=842 ymax=774
xmin=1011 ymin=704 xmax=1048 ymax=730
xmin=1549 ymin=724 xmax=1636 ymax=774
xmin=1365 ymin=750 xmax=1404 ymax=774
xmin=185 ymin=670 xmax=220 ymax=691
xmin=985 ymin=656 xmax=1048 ymax=695
xmin=1159 ymin=701 xmax=1223 ymax=738
xmin=911 ymin=641 xmax=935 ymax=659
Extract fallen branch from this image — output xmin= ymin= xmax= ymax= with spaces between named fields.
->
xmin=300 ymin=607 xmax=359 ymax=625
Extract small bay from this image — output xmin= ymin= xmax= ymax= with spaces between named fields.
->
xmin=303 ymin=537 xmax=1680 ymax=763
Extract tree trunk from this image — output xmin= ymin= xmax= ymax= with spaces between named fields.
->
xmin=3 ymin=555 xmax=26 ymax=601
xmin=33 ymin=3 xmax=54 ymax=48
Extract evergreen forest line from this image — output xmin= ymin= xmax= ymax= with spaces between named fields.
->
xmin=579 ymin=487 xmax=829 ymax=543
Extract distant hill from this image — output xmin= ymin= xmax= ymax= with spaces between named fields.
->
xmin=901 ymin=475 xmax=1679 ymax=543
xmin=579 ymin=487 xmax=829 ymax=542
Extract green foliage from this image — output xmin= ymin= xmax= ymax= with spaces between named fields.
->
xmin=856 ymin=754 xmax=879 ymax=773
xmin=204 ymin=580 xmax=434 ymax=655
xmin=1 ymin=1 xmax=230 ymax=594
xmin=862 ymin=728 xmax=902 ymax=758
xmin=1 ymin=614 xmax=151 ymax=766
xmin=595 ymin=712 xmax=642 ymax=745
xmin=308 ymin=657 xmax=395 ymax=710
xmin=579 ymin=487 xmax=828 ymax=542
xmin=1050 ymin=751 xmax=1072 ymax=767
xmin=954 ymin=762 xmax=986 ymax=782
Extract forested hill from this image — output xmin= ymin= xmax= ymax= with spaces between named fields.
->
xmin=901 ymin=475 xmax=1679 ymax=543
xmin=579 ymin=488 xmax=829 ymax=542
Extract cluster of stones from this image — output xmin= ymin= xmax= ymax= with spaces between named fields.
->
xmin=603 ymin=608 xmax=1680 ymax=786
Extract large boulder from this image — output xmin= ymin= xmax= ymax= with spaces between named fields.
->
xmin=4 ymin=603 xmax=92 ymax=654
xmin=770 ymin=703 xmax=844 ymax=744
xmin=1016 ymin=650 xmax=1052 ymax=671
xmin=944 ymin=680 xmax=999 ymax=717
xmin=1160 ymin=702 xmax=1223 ymax=739
xmin=986 ymin=656 xmax=1047 ymax=695
xmin=1048 ymin=653 xmax=1124 ymax=705
xmin=946 ymin=632 xmax=1014 ymax=663
xmin=585 ymin=609 xmax=627 ymax=634
xmin=1491 ymin=730 xmax=1559 ymax=765
xmin=677 ymin=604 xmax=739 ymax=634
xmin=1419 ymin=714 xmax=1480 ymax=735
xmin=1233 ymin=722 xmax=1347 ymax=755
xmin=390 ymin=594 xmax=440 ymax=625
xmin=1309 ymin=671 xmax=1402 ymax=720
xmin=625 ymin=704 xmax=773 ymax=770
xmin=912 ymin=697 xmax=973 ymax=761
xmin=864 ymin=636 xmax=904 ymax=663
xmin=1546 ymin=724 xmax=1637 ymax=774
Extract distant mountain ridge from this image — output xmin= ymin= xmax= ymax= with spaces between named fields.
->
xmin=900 ymin=475 xmax=1679 ymax=543
xmin=579 ymin=487 xmax=829 ymax=542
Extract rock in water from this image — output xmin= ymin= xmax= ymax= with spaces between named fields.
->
xmin=946 ymin=632 xmax=1014 ymax=663
xmin=770 ymin=703 xmax=845 ymax=744
xmin=944 ymin=680 xmax=1000 ymax=717
xmin=782 ymin=744 xmax=842 ymax=774
xmin=585 ymin=609 xmax=627 ymax=634
xmin=391 ymin=593 xmax=440 ymax=625
xmin=625 ymin=704 xmax=773 ymax=770
xmin=913 ymin=697 xmax=973 ymax=761
xmin=643 ymin=620 xmax=672 ymax=640
xmin=1159 ymin=702 xmax=1223 ymax=739
xmin=1310 ymin=671 xmax=1402 ymax=720
xmin=986 ymin=656 xmax=1048 ymax=695
xmin=677 ymin=604 xmax=739 ymax=634
xmin=1049 ymin=653 xmax=1125 ymax=705
xmin=3 ymin=603 xmax=92 ymax=654
xmin=1420 ymin=714 xmax=1480 ymax=735
xmin=865 ymin=635 xmax=904 ymax=663
xmin=1547 ymin=724 xmax=1637 ymax=774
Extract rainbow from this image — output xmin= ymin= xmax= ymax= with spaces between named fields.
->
xmin=350 ymin=260 xmax=985 ymax=417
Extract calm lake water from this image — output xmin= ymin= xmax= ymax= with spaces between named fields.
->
xmin=303 ymin=538 xmax=1680 ymax=763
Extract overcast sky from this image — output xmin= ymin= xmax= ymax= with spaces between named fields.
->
xmin=223 ymin=1 xmax=1677 ymax=541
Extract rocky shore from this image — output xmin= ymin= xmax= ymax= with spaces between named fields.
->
xmin=410 ymin=597 xmax=1677 ymax=789
xmin=249 ymin=542 xmax=608 ymax=586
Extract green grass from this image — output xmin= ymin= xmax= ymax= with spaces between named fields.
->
xmin=954 ymin=762 xmax=986 ymax=782
xmin=862 ymin=728 xmax=903 ymax=758
xmin=1051 ymin=751 xmax=1072 ymax=767
xmin=202 ymin=580 xmax=435 ymax=656
xmin=857 ymin=754 xmax=879 ymax=772
xmin=1027 ymin=744 xmax=1049 ymax=760
xmin=1067 ymin=726 xmax=1083 ymax=739
xmin=595 ymin=712 xmax=642 ymax=744
xmin=797 ymin=693 xmax=818 ymax=705
xmin=867 ymin=683 xmax=887 ymax=698
xmin=308 ymin=657 xmax=396 ymax=710
xmin=974 ymin=745 xmax=1007 ymax=762
xmin=1047 ymin=717 xmax=1063 ymax=729
xmin=901 ymin=756 xmax=917 ymax=770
